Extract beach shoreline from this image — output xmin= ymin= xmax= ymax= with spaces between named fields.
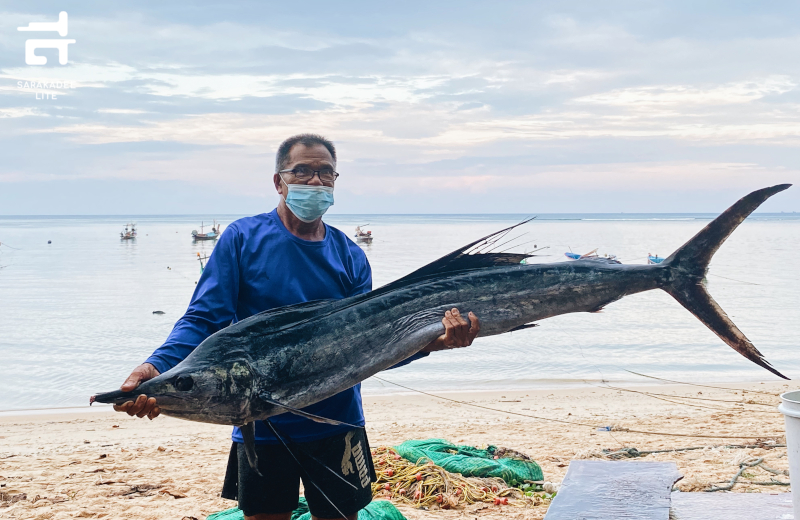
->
xmin=1 ymin=380 xmax=793 ymax=519
xmin=1 ymin=375 xmax=785 ymax=417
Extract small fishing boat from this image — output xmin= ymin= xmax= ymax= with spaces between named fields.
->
xmin=192 ymin=220 xmax=221 ymax=241
xmin=564 ymin=248 xmax=621 ymax=264
xmin=648 ymin=254 xmax=665 ymax=264
xmin=565 ymin=248 xmax=599 ymax=260
xmin=120 ymin=223 xmax=137 ymax=240
xmin=354 ymin=224 xmax=373 ymax=243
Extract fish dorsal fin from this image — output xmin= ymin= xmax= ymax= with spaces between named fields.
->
xmin=225 ymin=219 xmax=535 ymax=335
xmin=379 ymin=218 xmax=535 ymax=290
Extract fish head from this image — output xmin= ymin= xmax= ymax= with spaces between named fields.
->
xmin=91 ymin=359 xmax=259 ymax=425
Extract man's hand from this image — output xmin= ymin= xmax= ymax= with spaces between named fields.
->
xmin=113 ymin=363 xmax=161 ymax=420
xmin=421 ymin=308 xmax=480 ymax=352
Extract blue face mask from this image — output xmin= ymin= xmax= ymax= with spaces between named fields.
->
xmin=280 ymin=175 xmax=335 ymax=223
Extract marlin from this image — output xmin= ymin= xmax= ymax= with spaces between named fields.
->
xmin=93 ymin=185 xmax=791 ymax=471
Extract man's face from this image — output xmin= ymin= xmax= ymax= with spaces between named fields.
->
xmin=274 ymin=143 xmax=336 ymax=197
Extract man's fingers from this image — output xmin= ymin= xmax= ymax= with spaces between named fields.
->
xmin=452 ymin=308 xmax=468 ymax=326
xmin=441 ymin=309 xmax=477 ymax=348
xmin=127 ymin=395 xmax=148 ymax=417
xmin=113 ymin=396 xmax=159 ymax=419
xmin=442 ymin=312 xmax=458 ymax=347
xmin=137 ymin=398 xmax=157 ymax=418
xmin=120 ymin=364 xmax=160 ymax=393
xmin=120 ymin=373 xmax=142 ymax=392
xmin=467 ymin=311 xmax=481 ymax=346
xmin=148 ymin=406 xmax=161 ymax=420
xmin=113 ymin=401 xmax=134 ymax=413
xmin=127 ymin=395 xmax=147 ymax=416
xmin=451 ymin=308 xmax=469 ymax=346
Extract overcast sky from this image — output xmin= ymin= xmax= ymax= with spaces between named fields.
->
xmin=1 ymin=1 xmax=798 ymax=214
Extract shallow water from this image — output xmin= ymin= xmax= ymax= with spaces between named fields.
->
xmin=0 ymin=213 xmax=798 ymax=411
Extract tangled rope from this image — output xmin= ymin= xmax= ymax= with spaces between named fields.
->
xmin=370 ymin=447 xmax=543 ymax=508
xmin=707 ymin=457 xmax=790 ymax=492
xmin=598 ymin=442 xmax=786 ymax=460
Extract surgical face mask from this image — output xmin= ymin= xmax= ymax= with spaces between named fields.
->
xmin=280 ymin=174 xmax=334 ymax=223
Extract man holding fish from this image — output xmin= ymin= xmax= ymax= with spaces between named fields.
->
xmin=111 ymin=134 xmax=481 ymax=520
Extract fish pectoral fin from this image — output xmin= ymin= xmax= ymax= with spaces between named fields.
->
xmin=260 ymin=395 xmax=360 ymax=428
xmin=508 ymin=322 xmax=538 ymax=332
xmin=239 ymin=421 xmax=263 ymax=477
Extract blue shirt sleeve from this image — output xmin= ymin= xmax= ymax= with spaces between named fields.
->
xmin=347 ymin=250 xmax=372 ymax=298
xmin=144 ymin=227 xmax=241 ymax=374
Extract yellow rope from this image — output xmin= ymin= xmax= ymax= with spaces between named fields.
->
xmin=370 ymin=447 xmax=541 ymax=508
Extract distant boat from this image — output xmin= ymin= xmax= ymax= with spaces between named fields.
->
xmin=354 ymin=224 xmax=373 ymax=243
xmin=565 ymin=248 xmax=599 ymax=260
xmin=564 ymin=248 xmax=621 ymax=264
xmin=120 ymin=223 xmax=137 ymax=240
xmin=648 ymin=254 xmax=665 ymax=264
xmin=192 ymin=220 xmax=221 ymax=241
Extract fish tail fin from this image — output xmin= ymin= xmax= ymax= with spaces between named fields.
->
xmin=661 ymin=184 xmax=791 ymax=379
xmin=663 ymin=280 xmax=787 ymax=379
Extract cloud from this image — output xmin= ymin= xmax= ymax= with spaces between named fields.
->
xmin=574 ymin=77 xmax=796 ymax=107
xmin=1 ymin=1 xmax=799 ymax=213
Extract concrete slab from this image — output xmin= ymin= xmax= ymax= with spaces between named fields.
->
xmin=670 ymin=492 xmax=794 ymax=520
xmin=544 ymin=460 xmax=682 ymax=520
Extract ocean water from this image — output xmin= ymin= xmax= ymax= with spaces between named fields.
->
xmin=0 ymin=213 xmax=798 ymax=412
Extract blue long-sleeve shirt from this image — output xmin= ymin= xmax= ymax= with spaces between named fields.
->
xmin=145 ymin=209 xmax=428 ymax=443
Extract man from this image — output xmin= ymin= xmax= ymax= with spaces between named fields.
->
xmin=113 ymin=134 xmax=480 ymax=520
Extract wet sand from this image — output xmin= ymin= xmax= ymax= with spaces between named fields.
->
xmin=0 ymin=381 xmax=793 ymax=519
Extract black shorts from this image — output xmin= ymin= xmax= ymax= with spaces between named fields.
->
xmin=221 ymin=427 xmax=376 ymax=518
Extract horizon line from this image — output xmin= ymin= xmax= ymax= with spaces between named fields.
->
xmin=0 ymin=211 xmax=797 ymax=218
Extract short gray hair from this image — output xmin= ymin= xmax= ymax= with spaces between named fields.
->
xmin=275 ymin=134 xmax=337 ymax=173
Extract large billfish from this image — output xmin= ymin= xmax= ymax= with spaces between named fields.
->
xmin=93 ymin=185 xmax=791 ymax=470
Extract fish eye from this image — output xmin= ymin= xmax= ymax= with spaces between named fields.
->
xmin=174 ymin=375 xmax=194 ymax=392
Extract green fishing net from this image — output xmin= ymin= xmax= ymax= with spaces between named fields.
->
xmin=393 ymin=438 xmax=543 ymax=486
xmin=292 ymin=497 xmax=405 ymax=520
xmin=207 ymin=498 xmax=406 ymax=520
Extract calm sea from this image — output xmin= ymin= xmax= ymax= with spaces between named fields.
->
xmin=0 ymin=213 xmax=798 ymax=412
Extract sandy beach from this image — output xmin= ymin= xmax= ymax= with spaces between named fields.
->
xmin=0 ymin=380 xmax=793 ymax=520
